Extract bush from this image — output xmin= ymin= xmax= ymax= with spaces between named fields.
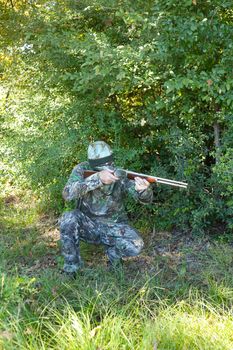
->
xmin=1 ymin=0 xmax=233 ymax=232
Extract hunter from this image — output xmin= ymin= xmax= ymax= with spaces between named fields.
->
xmin=60 ymin=141 xmax=153 ymax=275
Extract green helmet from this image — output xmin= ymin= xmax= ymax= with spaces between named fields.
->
xmin=88 ymin=141 xmax=114 ymax=169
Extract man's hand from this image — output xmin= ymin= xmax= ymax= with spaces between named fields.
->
xmin=135 ymin=177 xmax=150 ymax=192
xmin=99 ymin=170 xmax=119 ymax=185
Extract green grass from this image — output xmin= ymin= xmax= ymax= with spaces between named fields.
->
xmin=0 ymin=190 xmax=233 ymax=349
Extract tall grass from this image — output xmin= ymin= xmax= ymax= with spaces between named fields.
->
xmin=1 ymin=191 xmax=233 ymax=349
xmin=1 ymin=276 xmax=233 ymax=349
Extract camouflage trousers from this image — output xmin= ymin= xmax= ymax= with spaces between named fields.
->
xmin=59 ymin=209 xmax=144 ymax=273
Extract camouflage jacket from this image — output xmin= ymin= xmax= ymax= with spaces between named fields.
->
xmin=63 ymin=162 xmax=153 ymax=223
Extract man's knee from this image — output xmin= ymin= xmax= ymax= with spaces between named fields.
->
xmin=132 ymin=238 xmax=144 ymax=255
xmin=130 ymin=238 xmax=144 ymax=256
xmin=117 ymin=237 xmax=144 ymax=257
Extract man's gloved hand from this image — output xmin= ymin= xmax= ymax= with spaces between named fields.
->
xmin=135 ymin=177 xmax=150 ymax=192
xmin=99 ymin=170 xmax=119 ymax=185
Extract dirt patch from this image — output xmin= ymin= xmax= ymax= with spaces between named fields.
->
xmin=38 ymin=215 xmax=60 ymax=241
xmin=3 ymin=195 xmax=20 ymax=206
xmin=21 ymin=254 xmax=58 ymax=275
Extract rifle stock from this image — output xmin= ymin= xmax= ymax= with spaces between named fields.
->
xmin=83 ymin=169 xmax=188 ymax=189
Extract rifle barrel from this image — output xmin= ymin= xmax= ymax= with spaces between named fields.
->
xmin=124 ymin=170 xmax=188 ymax=188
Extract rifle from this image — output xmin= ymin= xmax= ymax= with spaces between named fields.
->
xmin=83 ymin=169 xmax=188 ymax=189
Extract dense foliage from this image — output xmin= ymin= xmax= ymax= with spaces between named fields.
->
xmin=1 ymin=0 xmax=233 ymax=233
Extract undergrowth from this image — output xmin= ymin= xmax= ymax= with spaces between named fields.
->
xmin=0 ymin=190 xmax=233 ymax=349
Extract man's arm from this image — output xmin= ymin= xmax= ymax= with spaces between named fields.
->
xmin=124 ymin=176 xmax=153 ymax=204
xmin=62 ymin=163 xmax=103 ymax=201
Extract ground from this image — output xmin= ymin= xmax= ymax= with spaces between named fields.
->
xmin=0 ymin=191 xmax=233 ymax=349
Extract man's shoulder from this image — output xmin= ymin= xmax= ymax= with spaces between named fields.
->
xmin=67 ymin=161 xmax=90 ymax=183
xmin=72 ymin=161 xmax=90 ymax=173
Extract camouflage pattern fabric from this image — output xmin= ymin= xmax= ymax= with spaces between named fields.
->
xmin=60 ymin=162 xmax=153 ymax=272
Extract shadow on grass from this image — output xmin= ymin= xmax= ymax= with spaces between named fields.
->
xmin=0 ymin=195 xmax=59 ymax=275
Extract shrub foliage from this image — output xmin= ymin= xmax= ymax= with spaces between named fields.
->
xmin=1 ymin=0 xmax=233 ymax=233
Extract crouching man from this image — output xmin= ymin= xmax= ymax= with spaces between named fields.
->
xmin=60 ymin=141 xmax=153 ymax=275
